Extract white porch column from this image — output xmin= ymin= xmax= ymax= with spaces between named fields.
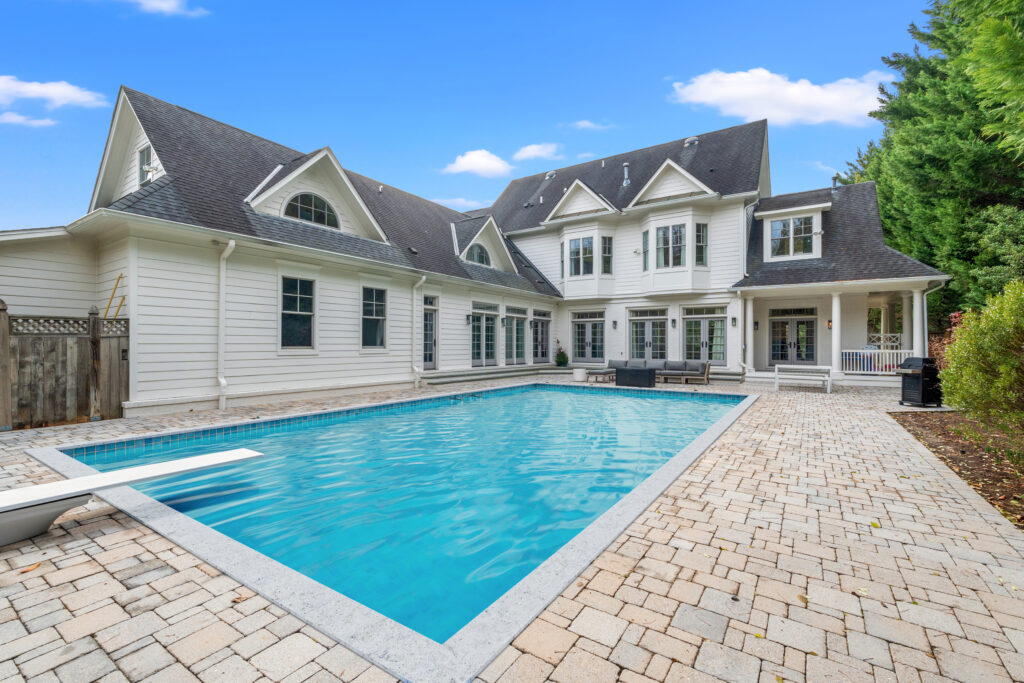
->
xmin=912 ymin=289 xmax=926 ymax=357
xmin=744 ymin=297 xmax=755 ymax=369
xmin=880 ymin=304 xmax=890 ymax=336
xmin=831 ymin=292 xmax=842 ymax=373
xmin=901 ymin=292 xmax=913 ymax=350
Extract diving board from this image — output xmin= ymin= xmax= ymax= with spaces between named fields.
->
xmin=0 ymin=448 xmax=262 ymax=547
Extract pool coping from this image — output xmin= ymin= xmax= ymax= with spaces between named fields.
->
xmin=26 ymin=382 xmax=757 ymax=683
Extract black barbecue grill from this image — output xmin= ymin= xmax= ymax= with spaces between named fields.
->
xmin=896 ymin=357 xmax=942 ymax=407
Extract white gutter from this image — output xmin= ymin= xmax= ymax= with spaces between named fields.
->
xmin=217 ymin=239 xmax=236 ymax=409
xmin=411 ymin=274 xmax=427 ymax=388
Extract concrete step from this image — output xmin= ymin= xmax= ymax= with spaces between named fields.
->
xmin=423 ymin=366 xmax=570 ymax=386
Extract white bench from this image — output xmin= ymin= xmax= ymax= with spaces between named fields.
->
xmin=774 ymin=365 xmax=832 ymax=394
xmin=0 ymin=448 xmax=262 ymax=547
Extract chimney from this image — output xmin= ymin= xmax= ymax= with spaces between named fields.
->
xmin=831 ymin=174 xmax=839 ymax=197
xmin=622 ymin=162 xmax=630 ymax=187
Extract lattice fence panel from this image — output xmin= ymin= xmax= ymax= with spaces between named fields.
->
xmin=10 ymin=317 xmax=89 ymax=336
xmin=102 ymin=319 xmax=130 ymax=336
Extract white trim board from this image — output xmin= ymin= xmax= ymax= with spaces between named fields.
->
xmin=27 ymin=384 xmax=756 ymax=683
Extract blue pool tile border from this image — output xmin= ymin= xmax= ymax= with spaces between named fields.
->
xmin=30 ymin=382 xmax=756 ymax=683
xmin=62 ymin=383 xmax=744 ymax=465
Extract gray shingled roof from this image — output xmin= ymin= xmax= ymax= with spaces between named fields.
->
xmin=116 ymin=88 xmax=559 ymax=298
xmin=491 ymin=120 xmax=766 ymax=234
xmin=452 ymin=216 xmax=488 ymax=253
xmin=733 ymin=182 xmax=945 ymax=288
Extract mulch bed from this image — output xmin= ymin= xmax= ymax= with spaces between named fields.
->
xmin=892 ymin=410 xmax=1024 ymax=530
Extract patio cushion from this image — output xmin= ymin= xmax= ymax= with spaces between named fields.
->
xmin=647 ymin=360 xmax=666 ymax=371
xmin=684 ymin=360 xmax=707 ymax=373
xmin=626 ymin=359 xmax=646 ymax=369
xmin=587 ymin=368 xmax=615 ymax=375
xmin=608 ymin=360 xmax=627 ymax=369
xmin=665 ymin=360 xmax=686 ymax=372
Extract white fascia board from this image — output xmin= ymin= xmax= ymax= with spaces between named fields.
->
xmin=542 ymin=178 xmax=617 ymax=223
xmin=248 ymin=147 xmax=391 ymax=244
xmin=754 ymin=202 xmax=832 ymax=219
xmin=88 ymin=89 xmax=131 ymax=212
xmin=620 ymin=191 xmax=721 ymax=214
xmin=626 ymin=158 xmax=715 ymax=209
xmin=0 ymin=226 xmax=70 ymax=242
xmin=730 ymin=274 xmax=951 ymax=294
xmin=243 ymin=164 xmax=284 ymax=204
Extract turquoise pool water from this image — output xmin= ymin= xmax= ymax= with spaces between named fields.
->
xmin=67 ymin=385 xmax=742 ymax=642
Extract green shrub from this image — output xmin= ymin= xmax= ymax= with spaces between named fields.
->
xmin=942 ymin=280 xmax=1024 ymax=448
xmin=555 ymin=348 xmax=569 ymax=367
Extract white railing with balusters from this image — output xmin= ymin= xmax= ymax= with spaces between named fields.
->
xmin=841 ymin=348 xmax=913 ymax=374
xmin=867 ymin=333 xmax=903 ymax=349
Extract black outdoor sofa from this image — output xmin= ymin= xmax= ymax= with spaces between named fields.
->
xmin=586 ymin=359 xmax=710 ymax=385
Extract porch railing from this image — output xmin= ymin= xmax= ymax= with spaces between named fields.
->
xmin=841 ymin=348 xmax=913 ymax=375
xmin=867 ymin=333 xmax=903 ymax=349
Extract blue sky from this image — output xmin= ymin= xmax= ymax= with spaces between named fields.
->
xmin=0 ymin=0 xmax=925 ymax=230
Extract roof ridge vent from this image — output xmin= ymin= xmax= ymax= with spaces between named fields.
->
xmin=683 ymin=136 xmax=699 ymax=147
xmin=622 ymin=162 xmax=630 ymax=187
xmin=601 ymin=160 xmax=605 ymax=168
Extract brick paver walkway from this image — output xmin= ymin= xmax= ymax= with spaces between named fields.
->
xmin=2 ymin=379 xmax=1023 ymax=682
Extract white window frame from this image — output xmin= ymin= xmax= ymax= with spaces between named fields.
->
xmin=276 ymin=261 xmax=321 ymax=356
xmin=568 ymin=235 xmax=595 ymax=278
xmin=762 ymin=211 xmax=823 ymax=262
xmin=695 ymin=223 xmax=709 ymax=267
xmin=138 ymin=145 xmax=152 ymax=186
xmin=358 ymin=274 xmax=392 ymax=354
xmin=601 ymin=235 xmax=613 ymax=275
xmin=361 ymin=286 xmax=388 ymax=350
xmin=655 ymin=224 xmax=686 ymax=269
xmin=466 ymin=243 xmax=491 ymax=267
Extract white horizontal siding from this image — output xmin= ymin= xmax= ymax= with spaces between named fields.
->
xmin=112 ymin=114 xmax=164 ymax=201
xmin=640 ymin=167 xmax=703 ymax=202
xmin=510 ymin=232 xmax=562 ymax=292
xmin=97 ymin=239 xmax=130 ymax=317
xmin=253 ymin=164 xmax=365 ymax=237
xmin=552 ymin=187 xmax=603 ymax=218
xmin=0 ymin=236 xmax=96 ymax=316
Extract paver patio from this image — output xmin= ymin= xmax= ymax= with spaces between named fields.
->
xmin=3 ymin=379 xmax=1024 ymax=682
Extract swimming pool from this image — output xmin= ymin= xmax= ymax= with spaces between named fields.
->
xmin=37 ymin=383 xmax=754 ymax=681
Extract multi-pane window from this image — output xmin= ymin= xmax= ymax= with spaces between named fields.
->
xmin=138 ymin=146 xmax=152 ymax=186
xmin=642 ymin=231 xmax=649 ymax=271
xmin=695 ymin=223 xmax=708 ymax=266
xmin=285 ymin=193 xmax=340 ymax=228
xmin=281 ymin=277 xmax=314 ymax=348
xmin=361 ymin=287 xmax=386 ymax=347
xmin=466 ymin=244 xmax=491 ymax=266
xmin=655 ymin=225 xmax=685 ymax=268
xmin=568 ymin=237 xmax=594 ymax=276
xmin=770 ymin=216 xmax=814 ymax=257
xmin=560 ymin=242 xmax=565 ymax=279
xmin=601 ymin=236 xmax=613 ymax=274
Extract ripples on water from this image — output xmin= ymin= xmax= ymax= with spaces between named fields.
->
xmin=79 ymin=387 xmax=738 ymax=642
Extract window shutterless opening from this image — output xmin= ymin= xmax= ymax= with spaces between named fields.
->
xmin=281 ymin=276 xmax=314 ymax=348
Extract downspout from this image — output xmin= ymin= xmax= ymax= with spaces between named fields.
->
xmin=217 ymin=239 xmax=236 ymax=409
xmin=921 ymin=280 xmax=947 ymax=355
xmin=411 ymin=274 xmax=426 ymax=388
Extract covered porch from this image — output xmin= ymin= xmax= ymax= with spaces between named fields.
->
xmin=735 ymin=278 xmax=942 ymax=383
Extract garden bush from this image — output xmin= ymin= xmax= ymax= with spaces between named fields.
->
xmin=942 ymin=280 xmax=1024 ymax=452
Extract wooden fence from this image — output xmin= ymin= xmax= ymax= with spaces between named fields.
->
xmin=0 ymin=300 xmax=129 ymax=430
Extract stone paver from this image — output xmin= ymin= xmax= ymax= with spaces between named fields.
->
xmin=3 ymin=378 xmax=1024 ymax=682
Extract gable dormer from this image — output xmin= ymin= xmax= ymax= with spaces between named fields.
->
xmin=627 ymin=158 xmax=714 ymax=208
xmin=90 ymin=89 xmax=166 ymax=210
xmin=755 ymin=195 xmax=832 ymax=262
xmin=544 ymin=179 xmax=616 ymax=223
xmin=248 ymin=148 xmax=388 ymax=242
xmin=455 ymin=216 xmax=518 ymax=273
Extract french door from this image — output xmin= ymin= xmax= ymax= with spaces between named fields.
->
xmin=630 ymin=319 xmax=667 ymax=361
xmin=423 ymin=307 xmax=437 ymax=370
xmin=532 ymin=320 xmax=550 ymax=362
xmin=684 ymin=318 xmax=726 ymax=365
xmin=770 ymin=318 xmax=816 ymax=365
xmin=471 ymin=314 xmax=497 ymax=367
xmin=505 ymin=317 xmax=526 ymax=365
xmin=573 ymin=321 xmax=604 ymax=363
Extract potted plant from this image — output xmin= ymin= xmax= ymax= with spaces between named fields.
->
xmin=555 ymin=346 xmax=569 ymax=367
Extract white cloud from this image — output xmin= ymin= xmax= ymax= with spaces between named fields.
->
xmin=513 ymin=143 xmax=563 ymax=161
xmin=571 ymin=120 xmax=613 ymax=131
xmin=0 ymin=75 xmax=106 ymax=109
xmin=670 ymin=68 xmax=893 ymax=126
xmin=431 ymin=197 xmax=487 ymax=210
xmin=0 ymin=111 xmax=57 ymax=127
xmin=116 ymin=0 xmax=208 ymax=16
xmin=442 ymin=149 xmax=513 ymax=178
xmin=577 ymin=152 xmax=595 ymax=159
xmin=808 ymin=160 xmax=838 ymax=176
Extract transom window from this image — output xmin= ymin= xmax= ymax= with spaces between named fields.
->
xmin=770 ymin=216 xmax=813 ymax=257
xmin=472 ymin=301 xmax=499 ymax=312
xmin=769 ymin=307 xmax=817 ymax=317
xmin=695 ymin=223 xmax=708 ymax=266
xmin=466 ymin=244 xmax=491 ymax=266
xmin=362 ymin=287 xmax=387 ymax=348
xmin=684 ymin=306 xmax=726 ymax=316
xmin=572 ymin=311 xmax=604 ymax=320
xmin=281 ymin=276 xmax=314 ymax=348
xmin=569 ymin=237 xmax=594 ymax=276
xmin=656 ymin=225 xmax=685 ymax=268
xmin=285 ymin=193 xmax=339 ymax=228
xmin=629 ymin=308 xmax=668 ymax=318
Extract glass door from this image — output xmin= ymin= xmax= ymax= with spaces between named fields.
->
xmin=685 ymin=318 xmax=726 ymax=365
xmin=532 ymin=320 xmax=550 ymax=362
xmin=630 ymin=319 xmax=667 ymax=361
xmin=793 ymin=319 xmax=816 ymax=363
xmin=471 ymin=314 xmax=498 ymax=367
xmin=423 ymin=307 xmax=437 ymax=370
xmin=573 ymin=321 xmax=604 ymax=363
xmin=769 ymin=318 xmax=816 ymax=365
xmin=505 ymin=317 xmax=526 ymax=365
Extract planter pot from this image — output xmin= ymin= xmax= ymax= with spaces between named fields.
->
xmin=572 ymin=368 xmax=587 ymax=382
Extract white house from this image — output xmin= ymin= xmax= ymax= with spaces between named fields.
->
xmin=0 ymin=87 xmax=947 ymax=416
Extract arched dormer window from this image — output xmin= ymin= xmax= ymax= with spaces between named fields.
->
xmin=285 ymin=193 xmax=339 ymax=228
xmin=466 ymin=244 xmax=491 ymax=266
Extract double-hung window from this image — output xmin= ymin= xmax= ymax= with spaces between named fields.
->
xmin=770 ymin=216 xmax=814 ymax=257
xmin=601 ymin=236 xmax=613 ymax=274
xmin=560 ymin=242 xmax=565 ymax=279
xmin=641 ymin=230 xmax=649 ymax=271
xmin=361 ymin=287 xmax=386 ymax=348
xmin=695 ymin=223 xmax=708 ymax=266
xmin=281 ymin=276 xmax=314 ymax=348
xmin=138 ymin=146 xmax=152 ymax=186
xmin=655 ymin=224 xmax=684 ymax=268
xmin=568 ymin=236 xmax=593 ymax=276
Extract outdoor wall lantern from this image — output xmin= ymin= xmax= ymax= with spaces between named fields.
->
xmin=501 ymin=317 xmax=507 ymax=328
xmin=754 ymin=321 xmax=759 ymax=331
xmin=671 ymin=318 xmax=677 ymax=328
xmin=612 ymin=320 xmax=618 ymax=329
xmin=465 ymin=314 xmax=472 ymax=325
xmin=731 ymin=317 xmax=737 ymax=327
xmin=827 ymin=320 xmax=833 ymax=329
